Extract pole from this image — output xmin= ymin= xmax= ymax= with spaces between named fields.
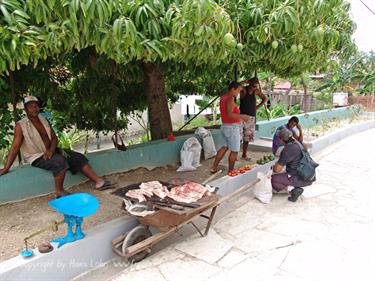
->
xmin=178 ymin=96 xmax=220 ymax=131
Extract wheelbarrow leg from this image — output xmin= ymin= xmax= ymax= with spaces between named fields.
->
xmin=189 ymin=222 xmax=205 ymax=237
xmin=204 ymin=206 xmax=217 ymax=236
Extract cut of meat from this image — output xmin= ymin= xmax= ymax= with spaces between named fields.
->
xmin=126 ymin=181 xmax=208 ymax=203
xmin=168 ymin=181 xmax=209 ymax=203
xmin=140 ymin=181 xmax=169 ymax=199
xmin=139 ymin=186 xmax=154 ymax=197
xmin=126 ymin=189 xmax=147 ymax=202
xmin=152 ymin=186 xmax=169 ymax=199
xmin=140 ymin=181 xmax=163 ymax=189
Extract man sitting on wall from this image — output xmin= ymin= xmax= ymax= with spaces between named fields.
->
xmin=271 ymin=128 xmax=313 ymax=202
xmin=272 ymin=116 xmax=304 ymax=156
xmin=0 ymin=96 xmax=115 ymax=198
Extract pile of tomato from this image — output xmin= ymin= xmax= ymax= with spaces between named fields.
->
xmin=227 ymin=164 xmax=256 ymax=177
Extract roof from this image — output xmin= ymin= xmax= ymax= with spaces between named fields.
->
xmin=274 ymin=82 xmax=292 ymax=90
xmin=309 ymin=74 xmax=326 ymax=80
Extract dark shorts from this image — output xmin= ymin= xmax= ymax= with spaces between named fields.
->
xmin=32 ymin=149 xmax=89 ymax=177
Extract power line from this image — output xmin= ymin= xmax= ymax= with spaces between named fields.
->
xmin=360 ymin=0 xmax=375 ymax=16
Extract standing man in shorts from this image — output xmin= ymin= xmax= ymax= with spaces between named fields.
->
xmin=211 ymin=82 xmax=250 ymax=173
xmin=240 ymin=77 xmax=267 ymax=160
xmin=0 ymin=96 xmax=115 ymax=198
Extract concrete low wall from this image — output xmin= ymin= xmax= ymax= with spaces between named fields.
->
xmin=1 ymin=120 xmax=374 ymax=281
xmin=0 ymin=217 xmax=138 ymax=281
xmin=0 ymin=107 xmax=358 ymax=205
xmin=256 ymin=106 xmax=357 ymax=139
xmin=309 ymin=119 xmax=375 ymax=154
xmin=0 ymin=131 xmax=226 ymax=204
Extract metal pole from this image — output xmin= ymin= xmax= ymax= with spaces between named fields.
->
xmin=178 ymin=96 xmax=220 ymax=132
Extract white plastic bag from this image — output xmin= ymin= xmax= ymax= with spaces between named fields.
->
xmin=177 ymin=150 xmax=196 ymax=172
xmin=253 ymin=171 xmax=273 ymax=204
xmin=195 ymin=127 xmax=217 ymax=160
xmin=177 ymin=137 xmax=202 ymax=172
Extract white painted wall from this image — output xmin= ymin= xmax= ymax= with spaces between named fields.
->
xmin=178 ymin=95 xmax=212 ymax=115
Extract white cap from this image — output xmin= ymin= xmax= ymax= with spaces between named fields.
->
xmin=23 ymin=96 xmax=39 ymax=106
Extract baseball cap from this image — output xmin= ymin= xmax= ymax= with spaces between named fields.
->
xmin=279 ymin=127 xmax=293 ymax=141
xmin=23 ymin=96 xmax=40 ymax=106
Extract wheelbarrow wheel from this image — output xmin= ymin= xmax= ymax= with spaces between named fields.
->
xmin=122 ymin=225 xmax=152 ymax=263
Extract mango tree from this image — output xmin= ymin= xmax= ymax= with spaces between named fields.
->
xmin=219 ymin=0 xmax=356 ymax=77
xmin=0 ymin=0 xmax=236 ymax=139
xmin=0 ymin=0 xmax=356 ymax=140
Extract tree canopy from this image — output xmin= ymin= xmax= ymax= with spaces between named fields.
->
xmin=0 ymin=0 xmax=358 ymax=142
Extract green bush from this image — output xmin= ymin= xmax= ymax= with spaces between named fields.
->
xmin=58 ymin=130 xmax=85 ymax=150
xmin=183 ymin=116 xmax=214 ymax=130
xmin=257 ymin=103 xmax=302 ymax=120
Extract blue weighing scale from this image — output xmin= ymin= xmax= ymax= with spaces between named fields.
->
xmin=20 ymin=193 xmax=99 ymax=257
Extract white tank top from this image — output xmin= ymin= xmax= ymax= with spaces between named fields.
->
xmin=18 ymin=115 xmax=52 ymax=164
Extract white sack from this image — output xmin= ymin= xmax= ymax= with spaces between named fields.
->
xmin=195 ymin=127 xmax=217 ymax=160
xmin=177 ymin=137 xmax=202 ymax=172
xmin=177 ymin=150 xmax=196 ymax=172
xmin=253 ymin=171 xmax=273 ymax=204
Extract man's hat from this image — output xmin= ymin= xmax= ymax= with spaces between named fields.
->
xmin=279 ymin=127 xmax=293 ymax=142
xmin=23 ymin=96 xmax=40 ymax=106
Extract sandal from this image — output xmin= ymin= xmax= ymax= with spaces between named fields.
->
xmin=241 ymin=156 xmax=252 ymax=161
xmin=97 ymin=180 xmax=117 ymax=191
xmin=210 ymin=168 xmax=219 ymax=174
xmin=54 ymin=191 xmax=71 ymax=199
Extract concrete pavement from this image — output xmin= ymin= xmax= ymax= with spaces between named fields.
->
xmin=75 ymin=129 xmax=375 ymax=281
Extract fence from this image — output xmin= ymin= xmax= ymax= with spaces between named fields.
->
xmin=266 ymin=92 xmax=314 ymax=111
xmin=349 ymin=95 xmax=375 ymax=111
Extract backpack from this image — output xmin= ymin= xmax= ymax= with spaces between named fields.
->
xmin=295 ymin=142 xmax=319 ymax=182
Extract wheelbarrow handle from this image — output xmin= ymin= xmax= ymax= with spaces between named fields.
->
xmin=202 ymin=170 xmax=222 ymax=185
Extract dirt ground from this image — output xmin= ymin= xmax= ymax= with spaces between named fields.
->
xmin=0 ymin=151 xmax=268 ymax=262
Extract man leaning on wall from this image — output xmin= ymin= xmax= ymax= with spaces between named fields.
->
xmin=0 ymin=96 xmax=115 ymax=198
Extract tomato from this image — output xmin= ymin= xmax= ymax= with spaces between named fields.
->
xmin=228 ymin=171 xmax=238 ymax=177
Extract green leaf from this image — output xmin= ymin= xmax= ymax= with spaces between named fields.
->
xmin=0 ymin=5 xmax=13 ymax=24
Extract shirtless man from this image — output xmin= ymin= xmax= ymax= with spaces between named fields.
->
xmin=0 ymin=96 xmax=114 ymax=198
xmin=239 ymin=77 xmax=267 ymax=160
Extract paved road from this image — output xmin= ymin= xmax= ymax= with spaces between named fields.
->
xmin=75 ymin=129 xmax=375 ymax=281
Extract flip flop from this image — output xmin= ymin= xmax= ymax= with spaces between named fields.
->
xmin=210 ymin=168 xmax=219 ymax=174
xmin=97 ymin=181 xmax=117 ymax=191
xmin=241 ymin=156 xmax=252 ymax=161
xmin=54 ymin=191 xmax=71 ymax=199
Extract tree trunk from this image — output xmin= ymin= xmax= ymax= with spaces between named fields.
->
xmin=9 ymin=71 xmax=22 ymax=165
xmin=234 ymin=63 xmax=238 ymax=81
xmin=142 ymin=62 xmax=172 ymax=140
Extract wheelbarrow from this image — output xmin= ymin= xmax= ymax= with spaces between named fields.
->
xmin=111 ymin=173 xmax=259 ymax=263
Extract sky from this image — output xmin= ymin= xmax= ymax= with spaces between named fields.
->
xmin=348 ymin=0 xmax=375 ymax=52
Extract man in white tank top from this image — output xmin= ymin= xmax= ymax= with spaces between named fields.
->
xmin=0 ymin=96 xmax=115 ymax=198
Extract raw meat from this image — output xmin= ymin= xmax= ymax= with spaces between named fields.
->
xmin=140 ymin=181 xmax=169 ymax=199
xmin=123 ymin=199 xmax=155 ymax=217
xmin=125 ymin=189 xmax=147 ymax=202
xmin=168 ymin=181 xmax=209 ymax=203
xmin=152 ymin=185 xmax=169 ymax=199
